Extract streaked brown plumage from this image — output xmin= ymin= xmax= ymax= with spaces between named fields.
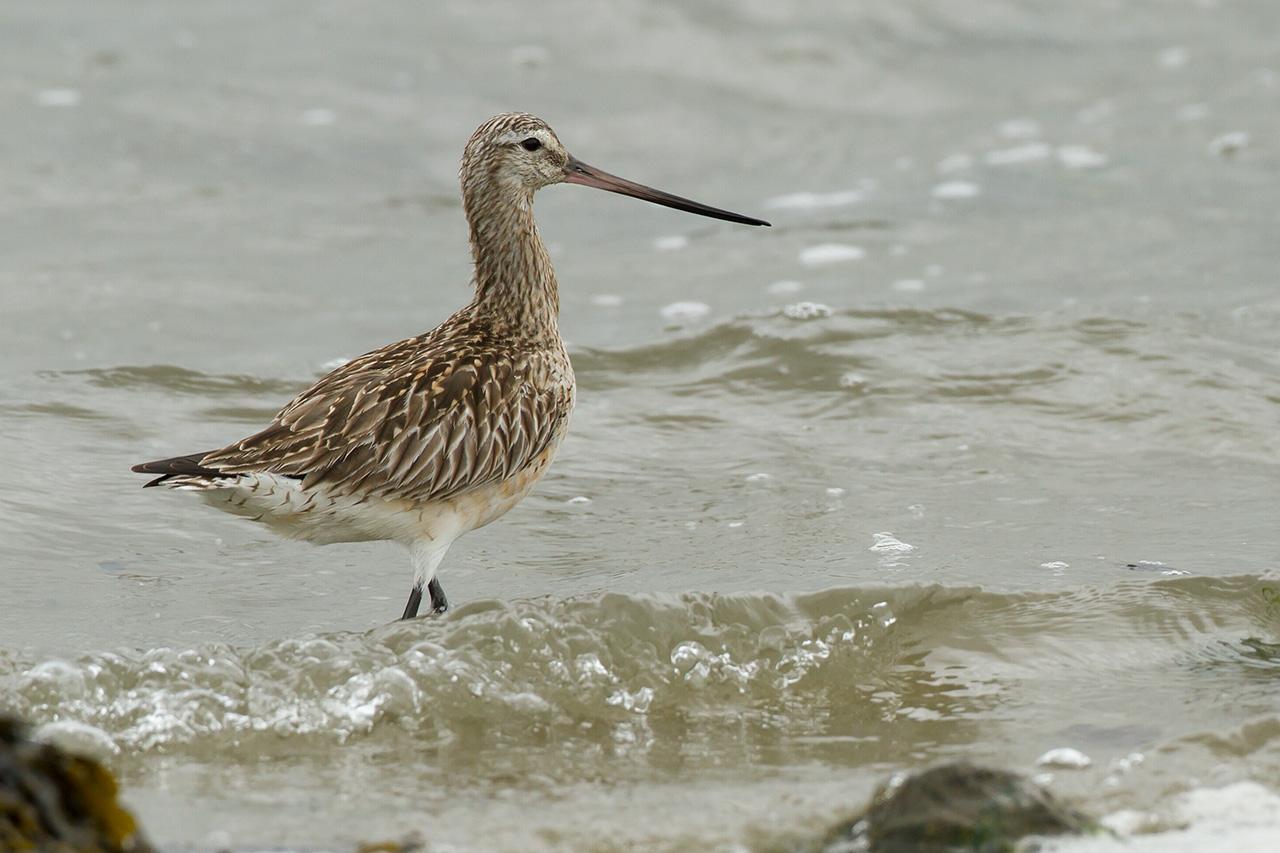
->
xmin=133 ymin=112 xmax=768 ymax=619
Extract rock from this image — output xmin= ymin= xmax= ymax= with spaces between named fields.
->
xmin=357 ymin=833 xmax=425 ymax=853
xmin=814 ymin=762 xmax=1097 ymax=852
xmin=0 ymin=716 xmax=153 ymax=852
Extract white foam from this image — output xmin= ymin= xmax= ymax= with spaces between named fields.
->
xmin=1057 ymin=145 xmax=1109 ymax=169
xmin=1036 ymin=747 xmax=1092 ymax=769
xmin=764 ymin=190 xmax=863 ymax=210
xmin=1208 ymin=131 xmax=1249 ymax=158
xmin=33 ymin=720 xmax=119 ymax=761
xmin=932 ymin=180 xmax=981 ymax=200
xmin=783 ymin=301 xmax=833 ymax=320
xmin=1159 ymin=46 xmax=1189 ymax=69
xmin=799 ymin=244 xmax=865 ymax=266
xmin=660 ymin=301 xmax=711 ymax=322
xmin=35 ymin=88 xmax=82 ymax=107
xmin=1052 ymin=782 xmax=1280 ymax=852
xmin=985 ymin=143 xmax=1052 ymax=166
xmin=869 ymin=532 xmax=914 ymax=554
xmin=319 ymin=356 xmax=350 ymax=372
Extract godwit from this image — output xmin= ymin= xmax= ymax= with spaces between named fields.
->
xmin=132 ymin=113 xmax=768 ymax=619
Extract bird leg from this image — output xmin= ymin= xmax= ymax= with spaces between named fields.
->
xmin=400 ymin=577 xmax=449 ymax=620
xmin=401 ymin=584 xmax=423 ymax=620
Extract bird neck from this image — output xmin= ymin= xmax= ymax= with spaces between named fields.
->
xmin=464 ymin=181 xmax=560 ymax=336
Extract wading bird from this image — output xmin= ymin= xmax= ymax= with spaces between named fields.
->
xmin=133 ymin=113 xmax=768 ymax=619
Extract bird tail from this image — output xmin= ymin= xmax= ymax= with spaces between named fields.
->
xmin=131 ymin=452 xmax=223 ymax=487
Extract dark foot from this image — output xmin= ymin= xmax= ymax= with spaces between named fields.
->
xmin=428 ymin=576 xmax=449 ymax=614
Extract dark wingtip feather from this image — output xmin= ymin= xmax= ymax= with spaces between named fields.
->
xmin=131 ymin=452 xmax=222 ymax=487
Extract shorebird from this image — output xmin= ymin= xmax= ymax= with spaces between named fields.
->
xmin=132 ymin=113 xmax=768 ymax=619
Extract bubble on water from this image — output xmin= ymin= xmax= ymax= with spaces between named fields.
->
xmin=1037 ymin=747 xmax=1093 ymax=769
xmin=590 ymin=293 xmax=624 ymax=307
xmin=893 ymin=278 xmax=925 ymax=292
xmin=35 ymin=88 xmax=82 ymax=107
xmin=908 ymin=504 xmax=925 ymax=519
xmin=932 ymin=180 xmax=980 ymax=200
xmin=1041 ymin=561 xmax=1069 ymax=569
xmin=998 ymin=118 xmax=1041 ymax=139
xmin=745 ymin=473 xmax=771 ymax=483
xmin=1208 ymin=131 xmax=1249 ymax=158
xmin=936 ymin=153 xmax=973 ymax=173
xmin=606 ymin=686 xmax=654 ymax=713
xmin=764 ymin=190 xmax=863 ymax=210
xmin=566 ymin=495 xmax=592 ymax=505
xmin=767 ymin=280 xmax=803 ymax=296
xmin=727 ymin=520 xmax=745 ymax=528
xmin=871 ymin=601 xmax=897 ymax=628
xmin=653 ymin=235 xmax=689 ymax=251
xmin=869 ymin=532 xmax=914 ymax=553
xmin=985 ymin=143 xmax=1052 ymax=166
xmin=799 ymin=244 xmax=865 ymax=266
xmin=1057 ymin=145 xmax=1109 ymax=169
xmin=783 ymin=301 xmax=833 ymax=320
xmin=826 ymin=487 xmax=846 ymax=498
xmin=301 ymin=108 xmax=336 ymax=126
xmin=670 ymin=641 xmax=708 ymax=673
xmin=660 ymin=301 xmax=710 ymax=322
xmin=1159 ymin=46 xmax=1189 ymax=69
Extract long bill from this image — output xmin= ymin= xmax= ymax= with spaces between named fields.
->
xmin=563 ymin=155 xmax=770 ymax=227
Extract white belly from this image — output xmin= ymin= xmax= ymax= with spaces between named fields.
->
xmin=180 ymin=439 xmax=563 ymax=547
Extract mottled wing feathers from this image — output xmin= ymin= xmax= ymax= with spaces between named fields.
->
xmin=197 ymin=321 xmax=571 ymax=504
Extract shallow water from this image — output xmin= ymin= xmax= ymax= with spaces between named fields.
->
xmin=2 ymin=0 xmax=1279 ymax=850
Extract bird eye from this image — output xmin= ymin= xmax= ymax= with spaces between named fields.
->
xmin=520 ymin=137 xmax=542 ymax=152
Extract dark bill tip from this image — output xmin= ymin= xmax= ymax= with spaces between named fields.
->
xmin=564 ymin=156 xmax=770 ymax=227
